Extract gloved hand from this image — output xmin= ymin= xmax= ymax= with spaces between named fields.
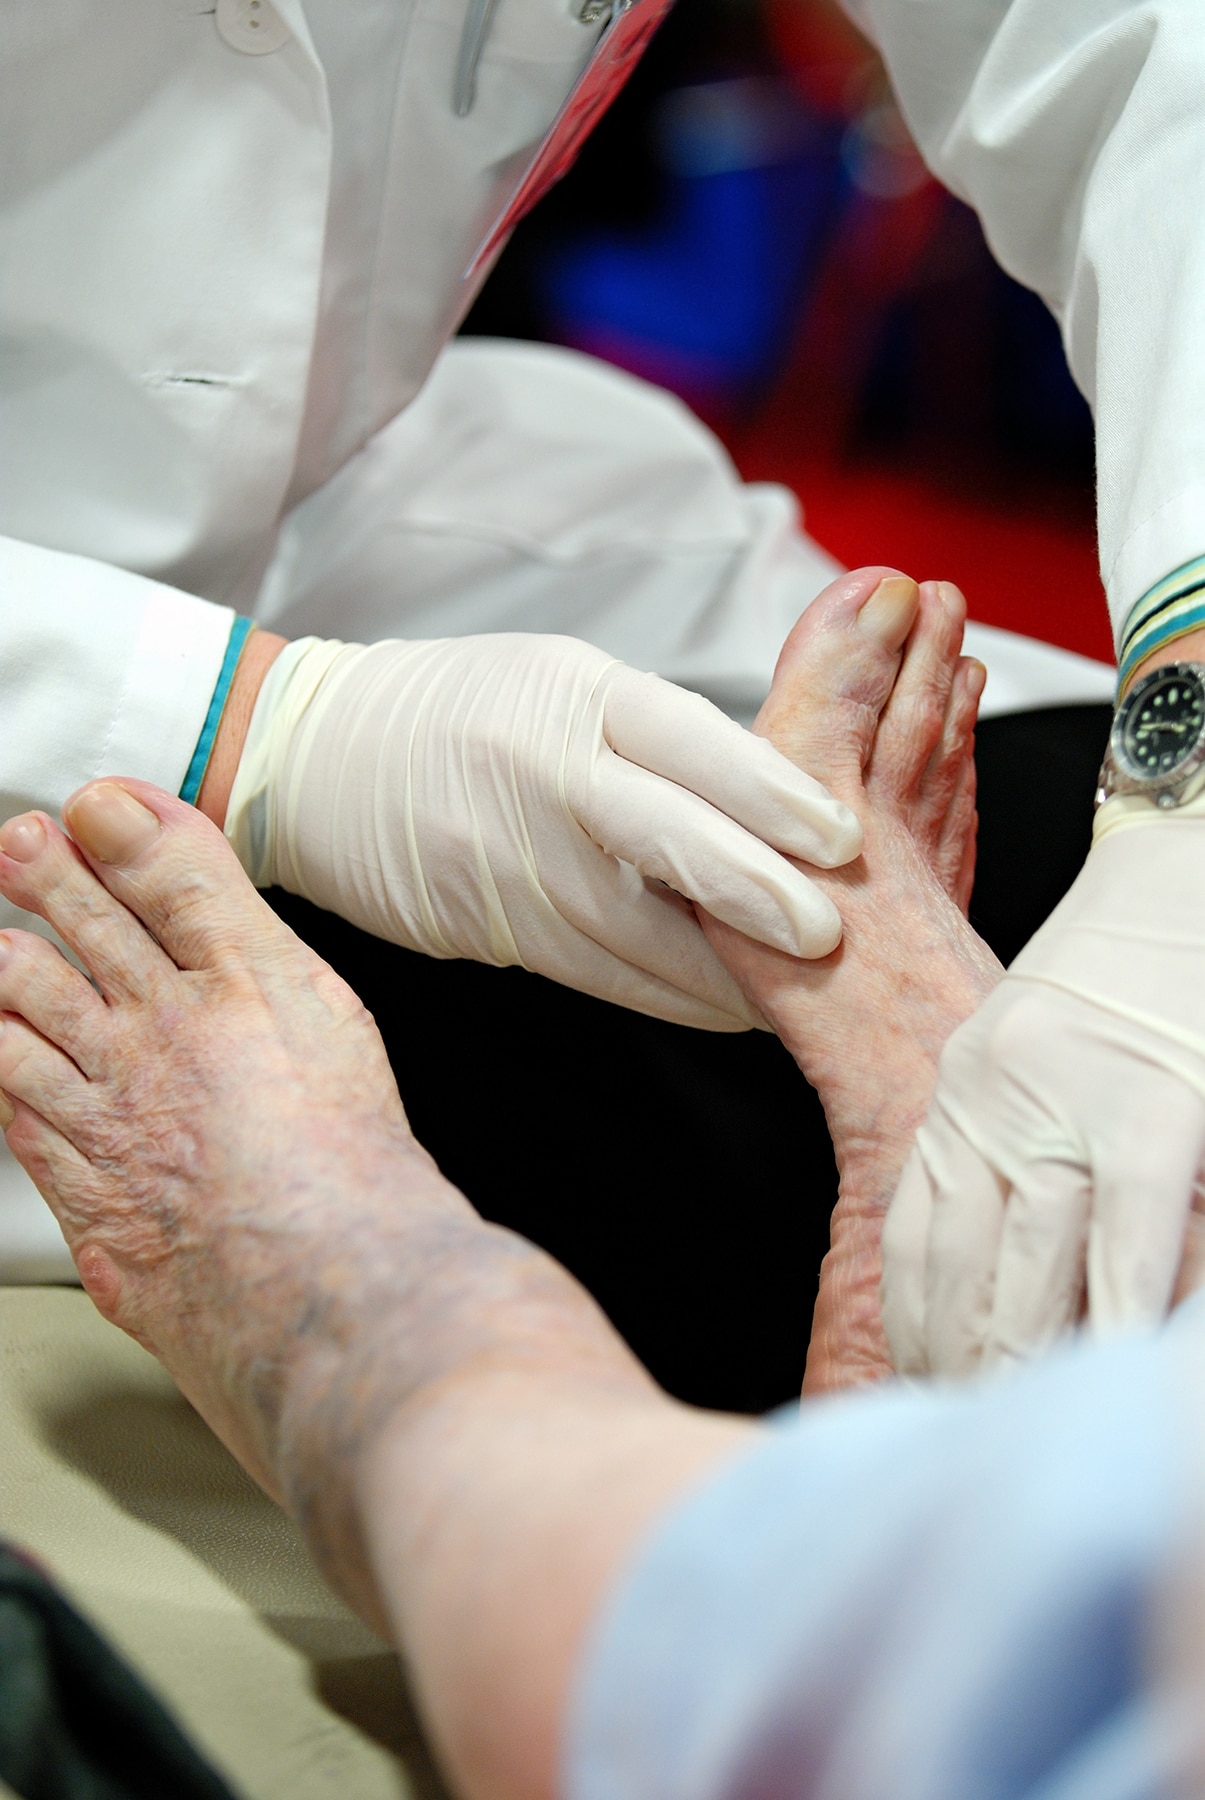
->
xmin=882 ymin=797 xmax=1205 ymax=1376
xmin=225 ymin=633 xmax=863 ymax=1030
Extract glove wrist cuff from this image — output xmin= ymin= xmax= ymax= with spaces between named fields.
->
xmin=1093 ymin=778 xmax=1205 ymax=844
xmin=224 ymin=636 xmax=354 ymax=886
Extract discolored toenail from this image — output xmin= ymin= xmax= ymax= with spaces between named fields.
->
xmin=0 ymin=935 xmax=9 ymax=971
xmin=66 ymin=784 xmax=161 ymax=866
xmin=857 ymin=576 xmax=919 ymax=648
xmin=0 ymin=1090 xmax=12 ymax=1129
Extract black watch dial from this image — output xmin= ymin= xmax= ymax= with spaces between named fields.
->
xmin=1119 ymin=666 xmax=1205 ymax=779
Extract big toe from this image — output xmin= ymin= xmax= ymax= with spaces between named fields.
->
xmin=755 ymin=568 xmax=920 ymax=801
xmin=62 ymin=779 xmax=290 ymax=974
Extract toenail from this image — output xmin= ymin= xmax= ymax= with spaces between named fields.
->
xmin=0 ymin=935 xmax=9 ymax=971
xmin=0 ymin=815 xmax=47 ymax=864
xmin=66 ymin=784 xmax=161 ymax=865
xmin=857 ymin=576 xmax=919 ymax=648
xmin=0 ymin=1090 xmax=13 ymax=1130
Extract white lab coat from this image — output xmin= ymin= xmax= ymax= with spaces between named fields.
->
xmin=0 ymin=0 xmax=1113 ymax=1277
xmin=848 ymin=0 xmax=1205 ymax=643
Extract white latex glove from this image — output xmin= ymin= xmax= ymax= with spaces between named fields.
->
xmin=225 ymin=634 xmax=862 ymax=1030
xmin=882 ymin=797 xmax=1205 ymax=1377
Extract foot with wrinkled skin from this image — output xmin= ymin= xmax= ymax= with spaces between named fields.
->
xmin=701 ymin=566 xmax=1004 ymax=1395
xmin=0 ymin=787 xmax=758 ymax=1800
xmin=0 ymin=785 xmax=485 ymax=1512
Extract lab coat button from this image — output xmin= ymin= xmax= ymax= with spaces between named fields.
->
xmin=216 ymin=0 xmax=291 ymax=55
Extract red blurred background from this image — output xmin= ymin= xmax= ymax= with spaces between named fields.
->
xmin=463 ymin=0 xmax=1113 ymax=665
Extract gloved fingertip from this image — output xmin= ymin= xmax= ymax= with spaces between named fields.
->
xmin=980 ymin=1336 xmax=1029 ymax=1373
xmin=880 ymin=1272 xmax=926 ymax=1376
xmin=808 ymin=802 xmax=863 ymax=867
xmin=789 ymin=891 xmax=844 ymax=959
xmin=739 ymin=884 xmax=843 ymax=960
xmin=771 ymin=800 xmax=863 ymax=869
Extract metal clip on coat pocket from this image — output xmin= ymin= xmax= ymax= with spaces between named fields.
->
xmin=461 ymin=0 xmax=676 ymax=281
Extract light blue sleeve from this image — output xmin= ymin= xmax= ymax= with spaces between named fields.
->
xmin=566 ymin=1313 xmax=1201 ymax=1800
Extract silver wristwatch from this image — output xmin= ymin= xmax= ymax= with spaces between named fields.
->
xmin=1096 ymin=660 xmax=1205 ymax=810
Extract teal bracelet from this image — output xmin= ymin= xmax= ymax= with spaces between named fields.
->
xmin=179 ymin=616 xmax=255 ymax=806
xmin=1117 ymin=553 xmax=1205 ymax=691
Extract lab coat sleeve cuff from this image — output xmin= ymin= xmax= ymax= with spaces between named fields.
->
xmin=0 ymin=536 xmax=239 ymax=826
xmin=1117 ymin=546 xmax=1205 ymax=689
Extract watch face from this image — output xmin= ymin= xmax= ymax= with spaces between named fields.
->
xmin=1119 ymin=666 xmax=1205 ymax=779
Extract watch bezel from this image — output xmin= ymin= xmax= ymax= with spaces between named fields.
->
xmin=1100 ymin=661 xmax=1205 ymax=807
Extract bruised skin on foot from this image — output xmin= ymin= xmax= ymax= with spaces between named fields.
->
xmin=0 ymin=781 xmax=461 ymax=1497
xmin=701 ymin=568 xmax=1003 ymax=1396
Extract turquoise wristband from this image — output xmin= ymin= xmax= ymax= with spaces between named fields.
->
xmin=179 ymin=617 xmax=255 ymax=806
xmin=1117 ymin=553 xmax=1205 ymax=691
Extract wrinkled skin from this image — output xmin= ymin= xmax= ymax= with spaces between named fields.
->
xmin=700 ymin=567 xmax=1004 ymax=1392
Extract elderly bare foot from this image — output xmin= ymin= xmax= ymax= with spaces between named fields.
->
xmin=702 ymin=568 xmax=1004 ymax=1395
xmin=0 ymin=783 xmax=471 ymax=1502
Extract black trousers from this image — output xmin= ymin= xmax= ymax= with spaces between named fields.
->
xmin=267 ymin=704 xmax=1111 ymax=1416
xmin=0 ymin=1542 xmax=238 ymax=1800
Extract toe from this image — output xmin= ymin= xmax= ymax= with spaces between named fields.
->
xmin=0 ymin=814 xmax=176 ymax=1005
xmin=0 ymin=930 xmax=110 ymax=1077
xmin=935 ymin=760 xmax=979 ymax=913
xmin=924 ymin=655 xmax=983 ymax=907
xmin=0 ymin=1012 xmax=93 ymax=1143
xmin=938 ymin=655 xmax=985 ymax=769
xmin=755 ymin=567 xmax=920 ymax=796
xmin=867 ymin=580 xmax=966 ymax=805
xmin=0 ymin=1087 xmax=109 ymax=1264
xmin=63 ymin=780 xmax=293 ymax=976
